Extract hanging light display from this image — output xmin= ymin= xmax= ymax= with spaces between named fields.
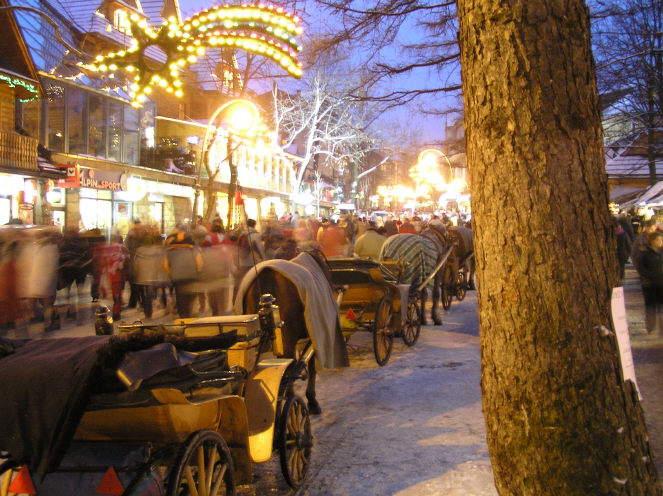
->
xmin=84 ymin=3 xmax=303 ymax=106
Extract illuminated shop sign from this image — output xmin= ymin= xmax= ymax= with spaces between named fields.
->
xmin=79 ymin=168 xmax=126 ymax=191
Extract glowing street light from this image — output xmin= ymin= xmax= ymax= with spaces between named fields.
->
xmin=192 ymin=98 xmax=262 ymax=225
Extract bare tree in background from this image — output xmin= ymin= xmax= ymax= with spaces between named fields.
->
xmin=271 ymin=70 xmax=376 ymax=197
xmin=592 ymin=0 xmax=663 ymax=184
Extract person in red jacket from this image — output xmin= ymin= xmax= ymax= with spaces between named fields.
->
xmin=101 ymin=233 xmax=129 ymax=321
xmin=399 ymin=218 xmax=417 ymax=234
xmin=317 ymin=219 xmax=349 ymax=257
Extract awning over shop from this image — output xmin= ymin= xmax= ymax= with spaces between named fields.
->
xmin=621 ymin=181 xmax=663 ymax=208
xmin=610 ymin=185 xmax=648 ymax=204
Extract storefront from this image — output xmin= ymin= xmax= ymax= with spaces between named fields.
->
xmin=0 ymin=173 xmax=63 ymax=226
xmin=73 ymin=169 xmax=195 ymax=237
xmin=0 ymin=174 xmax=23 ymax=224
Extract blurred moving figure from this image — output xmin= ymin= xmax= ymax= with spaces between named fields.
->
xmin=100 ymin=233 xmax=129 ymax=321
xmin=353 ymin=222 xmax=386 ymax=259
xmin=58 ymin=229 xmax=92 ymax=321
xmin=633 ymin=231 xmax=663 ymax=334
xmin=317 ymin=219 xmax=349 ymax=258
xmin=234 ymin=219 xmax=265 ymax=298
xmin=165 ymin=225 xmax=202 ymax=318
xmin=0 ymin=233 xmax=20 ymax=331
xmin=17 ymin=228 xmax=60 ymax=331
xmin=200 ymin=222 xmax=235 ymax=315
xmin=134 ymin=227 xmax=169 ymax=319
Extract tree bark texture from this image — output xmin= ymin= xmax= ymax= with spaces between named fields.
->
xmin=456 ymin=1 xmax=661 ymax=494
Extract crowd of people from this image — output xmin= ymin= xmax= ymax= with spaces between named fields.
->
xmin=0 ymin=210 xmax=471 ymax=333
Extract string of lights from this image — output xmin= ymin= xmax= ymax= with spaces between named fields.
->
xmin=84 ymin=3 xmax=303 ymax=106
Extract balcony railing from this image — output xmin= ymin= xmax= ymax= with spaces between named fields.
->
xmin=0 ymin=131 xmax=38 ymax=171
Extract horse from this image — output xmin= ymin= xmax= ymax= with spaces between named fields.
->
xmin=379 ymin=224 xmax=472 ymax=326
xmin=234 ymin=250 xmax=348 ymax=415
xmin=379 ymin=233 xmax=442 ymax=325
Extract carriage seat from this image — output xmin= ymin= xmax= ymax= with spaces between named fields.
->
xmin=174 ymin=315 xmax=261 ymax=371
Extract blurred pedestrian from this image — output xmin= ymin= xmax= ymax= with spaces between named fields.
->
xmin=399 ymin=218 xmax=417 ymax=234
xmin=614 ymin=216 xmax=633 ymax=281
xmin=84 ymin=228 xmax=106 ymax=302
xmin=165 ymin=225 xmax=202 ymax=318
xmin=134 ymin=228 xmax=168 ymax=319
xmin=631 ymin=219 xmax=657 ymax=269
xmin=200 ymin=223 xmax=235 ymax=315
xmin=0 ymin=234 xmax=20 ymax=332
xmin=294 ymin=218 xmax=314 ymax=250
xmin=101 ymin=233 xmax=129 ymax=321
xmin=633 ymin=231 xmax=663 ymax=334
xmin=234 ymin=219 xmax=265 ymax=297
xmin=58 ymin=228 xmax=92 ymax=320
xmin=17 ymin=228 xmax=60 ymax=331
xmin=125 ymin=220 xmax=145 ymax=309
xmin=191 ymin=225 xmax=210 ymax=313
xmin=353 ymin=222 xmax=386 ymax=259
xmin=318 ymin=219 xmax=349 ymax=258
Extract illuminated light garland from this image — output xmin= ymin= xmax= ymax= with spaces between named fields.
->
xmin=87 ymin=3 xmax=303 ymax=105
xmin=0 ymin=73 xmax=39 ymax=101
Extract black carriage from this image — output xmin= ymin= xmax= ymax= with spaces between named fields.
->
xmin=0 ymin=295 xmax=313 ymax=495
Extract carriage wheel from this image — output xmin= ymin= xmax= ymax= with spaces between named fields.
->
xmin=278 ymin=395 xmax=313 ymax=488
xmin=455 ymin=271 xmax=467 ymax=301
xmin=373 ymin=296 xmax=394 ymax=366
xmin=167 ymin=430 xmax=235 ymax=496
xmin=402 ymin=292 xmax=422 ymax=346
xmin=440 ymin=265 xmax=454 ymax=311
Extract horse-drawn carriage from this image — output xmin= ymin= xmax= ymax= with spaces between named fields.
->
xmin=326 ymin=258 xmax=422 ymax=366
xmin=0 ymin=294 xmax=315 ymax=496
xmin=378 ymin=225 xmax=475 ymax=322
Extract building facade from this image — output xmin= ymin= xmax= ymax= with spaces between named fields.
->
xmin=0 ymin=0 xmax=303 ymax=236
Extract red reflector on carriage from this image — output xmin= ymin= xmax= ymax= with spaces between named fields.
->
xmin=95 ymin=466 xmax=124 ymax=495
xmin=7 ymin=466 xmax=36 ymax=494
xmin=346 ymin=308 xmax=357 ymax=320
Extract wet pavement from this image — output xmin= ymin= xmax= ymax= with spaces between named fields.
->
xmin=3 ymin=264 xmax=663 ymax=495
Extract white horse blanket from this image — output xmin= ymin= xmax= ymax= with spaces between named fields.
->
xmin=234 ymin=252 xmax=349 ymax=369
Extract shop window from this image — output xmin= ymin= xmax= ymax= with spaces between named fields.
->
xmin=44 ymin=80 xmax=64 ymax=152
xmin=89 ymin=94 xmax=107 ymax=158
xmin=123 ymin=106 xmax=139 ymax=165
xmin=15 ymin=99 xmax=40 ymax=142
xmin=0 ymin=196 xmax=11 ymax=225
xmin=67 ymin=87 xmax=86 ymax=155
xmin=108 ymin=101 xmax=123 ymax=161
xmin=139 ymin=104 xmax=156 ymax=167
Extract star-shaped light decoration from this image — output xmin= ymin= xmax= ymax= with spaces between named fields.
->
xmin=85 ymin=3 xmax=303 ymax=106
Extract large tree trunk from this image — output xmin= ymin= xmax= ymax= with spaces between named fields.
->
xmin=456 ymin=1 xmax=661 ymax=494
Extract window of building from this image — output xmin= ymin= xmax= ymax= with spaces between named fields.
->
xmin=44 ymin=80 xmax=64 ymax=152
xmin=67 ymin=87 xmax=86 ymax=155
xmin=139 ymin=103 xmax=156 ymax=167
xmin=113 ymin=9 xmax=132 ymax=35
xmin=88 ymin=94 xmax=107 ymax=158
xmin=123 ymin=106 xmax=139 ymax=165
xmin=108 ymin=100 xmax=123 ymax=161
xmin=15 ymin=99 xmax=40 ymax=141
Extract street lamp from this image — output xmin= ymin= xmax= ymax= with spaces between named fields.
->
xmin=409 ymin=148 xmax=456 ymax=214
xmin=192 ymin=98 xmax=261 ymax=226
xmin=417 ymin=148 xmax=453 ymax=181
